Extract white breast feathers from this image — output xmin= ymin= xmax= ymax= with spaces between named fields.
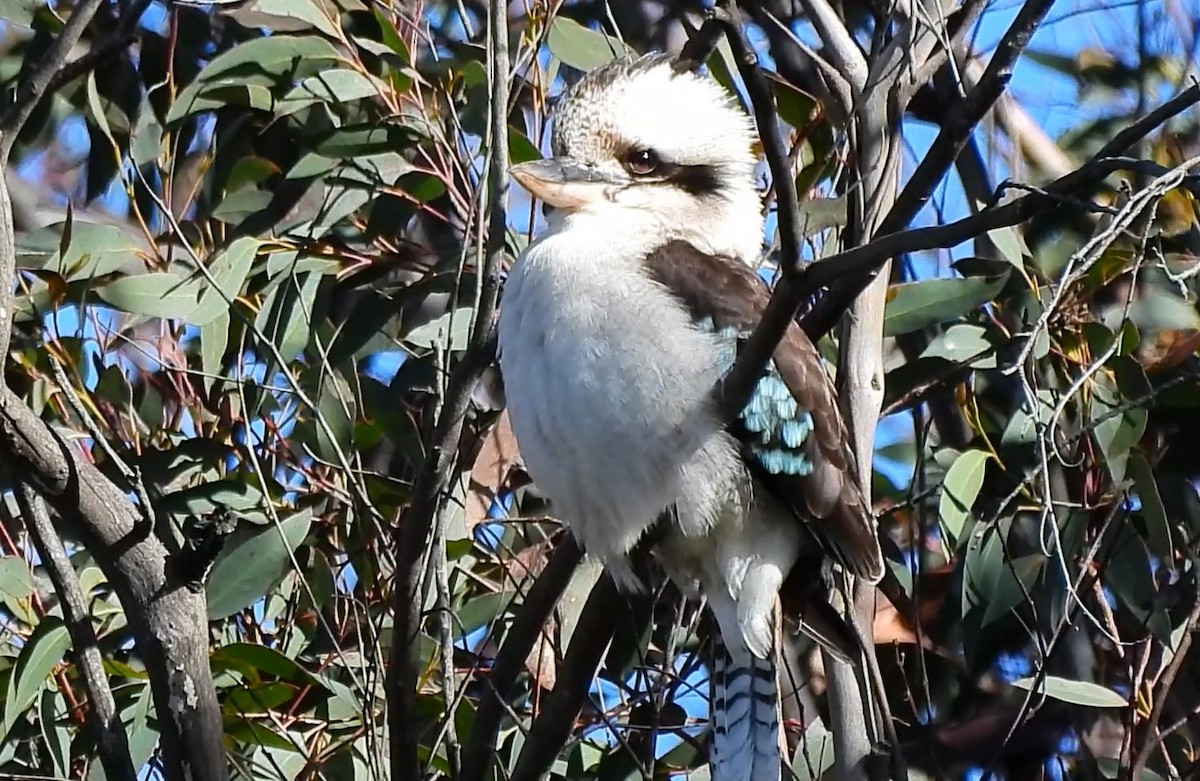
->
xmin=497 ymin=212 xmax=746 ymax=587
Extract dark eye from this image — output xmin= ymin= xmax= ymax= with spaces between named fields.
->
xmin=626 ymin=149 xmax=659 ymax=176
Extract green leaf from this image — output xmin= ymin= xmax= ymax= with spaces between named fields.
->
xmin=1091 ymin=371 xmax=1147 ymax=483
xmin=987 ymin=226 xmax=1028 ymax=267
xmin=96 ymin=272 xmax=205 ymax=319
xmin=883 ymin=273 xmax=1008 ymax=336
xmin=236 ymin=0 xmax=341 ymax=39
xmin=20 ymin=222 xmax=145 ymax=282
xmin=1130 ymin=453 xmax=1172 ymax=560
xmin=294 ymin=367 xmax=357 ymax=464
xmin=85 ymin=72 xmax=117 ymax=145
xmin=199 ymin=311 xmax=229 ymax=394
xmin=921 ymin=324 xmax=996 ymax=368
xmin=938 ymin=449 xmax=989 ymax=547
xmin=206 ymin=508 xmax=314 ymax=619
xmin=161 ymin=480 xmax=265 ymax=517
xmin=453 ymin=591 xmax=510 ymax=640
xmin=277 ymin=69 xmax=384 ymax=116
xmin=3 ymin=617 xmax=71 ymax=738
xmin=39 ymin=689 xmax=69 ymax=778
xmin=0 ymin=556 xmax=34 ymax=602
xmin=167 ymin=36 xmax=342 ymax=124
xmin=508 ymin=126 xmax=541 ymax=165
xmin=211 ymin=642 xmax=323 ymax=686
xmin=130 ymin=100 xmax=163 ymax=167
xmin=187 ymin=237 xmax=260 ymax=326
xmin=315 ymin=124 xmax=420 ymax=158
xmin=405 ymin=306 xmax=474 ymax=351
xmin=791 ymin=725 xmax=836 ymax=781
xmin=211 ymin=189 xmax=273 ymax=224
xmin=1010 ymin=676 xmax=1126 ymax=707
xmin=255 ymin=270 xmax=323 ymax=368
xmin=546 ymin=18 xmax=631 ymax=71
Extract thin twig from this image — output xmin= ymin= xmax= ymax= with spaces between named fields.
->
xmin=460 ymin=535 xmax=584 ymax=781
xmin=14 ymin=483 xmax=137 ymax=781
xmin=1130 ymin=599 xmax=1200 ymax=775
xmin=387 ymin=0 xmax=509 ymax=777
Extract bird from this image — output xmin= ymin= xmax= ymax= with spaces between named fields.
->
xmin=496 ymin=52 xmax=885 ymax=781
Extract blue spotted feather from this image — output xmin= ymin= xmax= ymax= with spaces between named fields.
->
xmin=698 ymin=318 xmax=814 ymax=478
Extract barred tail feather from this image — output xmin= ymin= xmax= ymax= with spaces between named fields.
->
xmin=711 ymin=632 xmax=781 ymax=781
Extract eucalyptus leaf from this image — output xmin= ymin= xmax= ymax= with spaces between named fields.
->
xmin=546 ymin=17 xmax=632 ymax=71
xmin=938 ymin=449 xmax=989 ymax=547
xmin=1010 ymin=675 xmax=1126 ymax=708
xmin=883 ymin=273 xmax=1008 ymax=337
xmin=206 ymin=508 xmax=315 ymax=619
xmin=3 ymin=617 xmax=70 ymax=739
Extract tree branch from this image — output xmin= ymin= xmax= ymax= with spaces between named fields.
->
xmin=387 ymin=0 xmax=510 ymax=777
xmin=509 ymin=572 xmax=622 ymax=780
xmin=460 ymin=535 xmax=584 ymax=781
xmin=797 ymin=83 xmax=1200 ymax=342
xmin=0 ymin=387 xmax=227 ymax=781
xmin=14 ymin=483 xmax=136 ymax=781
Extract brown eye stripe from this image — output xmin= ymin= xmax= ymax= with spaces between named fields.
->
xmin=657 ymin=162 xmax=721 ymax=196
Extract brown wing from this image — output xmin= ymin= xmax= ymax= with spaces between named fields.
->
xmin=643 ymin=240 xmax=885 ymax=583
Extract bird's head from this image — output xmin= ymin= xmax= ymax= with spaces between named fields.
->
xmin=512 ymin=53 xmax=764 ymax=263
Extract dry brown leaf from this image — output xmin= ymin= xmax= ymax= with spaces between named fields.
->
xmin=467 ymin=411 xmax=521 ymax=528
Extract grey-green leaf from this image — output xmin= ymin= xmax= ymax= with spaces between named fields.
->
xmin=97 ymin=272 xmax=206 ymax=319
xmin=883 ymin=274 xmax=1008 ymax=337
xmin=546 ymin=17 xmax=632 ymax=71
xmin=1010 ymin=676 xmax=1127 ymax=708
xmin=921 ymin=324 xmax=996 ymax=368
xmin=938 ymin=449 xmax=989 ymax=547
xmin=206 ymin=508 xmax=314 ymax=619
xmin=3 ymin=617 xmax=71 ymax=738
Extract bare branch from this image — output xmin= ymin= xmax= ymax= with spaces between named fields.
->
xmin=461 ymin=535 xmax=584 ymax=781
xmin=509 ymin=573 xmax=622 ymax=779
xmin=13 ymin=483 xmax=137 ymax=781
xmin=387 ymin=0 xmax=510 ymax=777
xmin=800 ymin=84 xmax=1200 ymax=340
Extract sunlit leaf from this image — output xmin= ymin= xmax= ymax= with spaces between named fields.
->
xmin=1010 ymin=676 xmax=1126 ymax=707
xmin=3 ymin=617 xmax=70 ymax=739
xmin=405 ymin=306 xmax=474 ymax=352
xmin=276 ymin=69 xmax=385 ymax=116
xmin=921 ymin=324 xmax=996 ymax=368
xmin=187 ymin=237 xmax=260 ymax=326
xmin=546 ymin=17 xmax=631 ymax=71
xmin=97 ymin=272 xmax=205 ymax=319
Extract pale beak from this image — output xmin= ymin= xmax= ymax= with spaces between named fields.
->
xmin=510 ymin=157 xmax=625 ymax=210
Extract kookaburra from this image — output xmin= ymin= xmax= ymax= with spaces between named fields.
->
xmin=497 ymin=53 xmax=885 ymax=781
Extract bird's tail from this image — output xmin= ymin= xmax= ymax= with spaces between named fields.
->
xmin=710 ymin=630 xmax=781 ymax=781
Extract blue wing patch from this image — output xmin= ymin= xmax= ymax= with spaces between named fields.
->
xmin=698 ymin=318 xmax=814 ymax=477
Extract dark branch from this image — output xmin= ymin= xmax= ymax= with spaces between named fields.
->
xmin=14 ymin=483 xmax=137 ymax=781
xmin=797 ymin=84 xmax=1200 ymax=341
xmin=709 ymin=0 xmax=809 ymax=419
xmin=0 ymin=388 xmax=227 ymax=781
xmin=0 ymin=0 xmax=108 ymax=162
xmin=387 ymin=0 xmax=510 ymax=778
xmin=509 ymin=573 xmax=623 ymax=780
xmin=460 ymin=535 xmax=584 ymax=781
